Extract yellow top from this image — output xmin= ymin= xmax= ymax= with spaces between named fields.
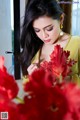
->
xmin=23 ymin=36 xmax=80 ymax=84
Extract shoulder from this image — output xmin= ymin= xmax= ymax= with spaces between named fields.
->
xmin=65 ymin=35 xmax=80 ymax=53
xmin=71 ymin=35 xmax=80 ymax=41
xmin=70 ymin=35 xmax=80 ymax=46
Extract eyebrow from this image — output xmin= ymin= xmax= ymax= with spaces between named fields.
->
xmin=33 ymin=24 xmax=53 ymax=29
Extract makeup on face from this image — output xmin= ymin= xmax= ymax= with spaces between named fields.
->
xmin=33 ymin=16 xmax=61 ymax=44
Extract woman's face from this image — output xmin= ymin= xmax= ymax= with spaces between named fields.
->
xmin=32 ymin=15 xmax=61 ymax=44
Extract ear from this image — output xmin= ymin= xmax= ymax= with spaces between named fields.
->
xmin=60 ymin=13 xmax=65 ymax=25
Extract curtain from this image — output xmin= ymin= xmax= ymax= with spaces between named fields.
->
xmin=59 ymin=0 xmax=72 ymax=34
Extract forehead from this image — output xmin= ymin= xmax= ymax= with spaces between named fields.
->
xmin=32 ymin=16 xmax=58 ymax=28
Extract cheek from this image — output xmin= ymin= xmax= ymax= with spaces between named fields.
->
xmin=35 ymin=32 xmax=40 ymax=38
xmin=51 ymin=27 xmax=60 ymax=39
xmin=35 ymin=33 xmax=43 ymax=41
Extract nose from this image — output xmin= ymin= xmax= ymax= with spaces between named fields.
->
xmin=42 ymin=30 xmax=49 ymax=39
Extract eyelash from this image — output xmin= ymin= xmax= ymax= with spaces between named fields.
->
xmin=46 ymin=26 xmax=53 ymax=31
xmin=34 ymin=29 xmax=40 ymax=32
xmin=34 ymin=26 xmax=53 ymax=33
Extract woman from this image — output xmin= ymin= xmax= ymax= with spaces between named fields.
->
xmin=20 ymin=0 xmax=80 ymax=83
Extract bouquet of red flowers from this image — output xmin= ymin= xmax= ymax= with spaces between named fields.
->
xmin=0 ymin=45 xmax=80 ymax=120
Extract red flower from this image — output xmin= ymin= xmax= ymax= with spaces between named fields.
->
xmin=0 ymin=56 xmax=19 ymax=99
xmin=0 ymin=94 xmax=20 ymax=120
xmin=62 ymin=83 xmax=80 ymax=120
xmin=24 ymin=68 xmax=56 ymax=93
xmin=0 ymin=47 xmax=80 ymax=120
xmin=41 ymin=45 xmax=76 ymax=79
xmin=17 ymin=96 xmax=41 ymax=120
xmin=24 ymin=69 xmax=69 ymax=120
xmin=39 ymin=86 xmax=68 ymax=120
xmin=24 ymin=67 xmax=80 ymax=120
xmin=0 ymin=56 xmax=4 ymax=70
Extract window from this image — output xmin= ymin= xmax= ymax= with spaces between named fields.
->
xmin=72 ymin=0 xmax=80 ymax=35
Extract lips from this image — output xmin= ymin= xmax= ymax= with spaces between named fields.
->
xmin=44 ymin=39 xmax=51 ymax=43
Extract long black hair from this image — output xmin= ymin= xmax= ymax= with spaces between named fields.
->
xmin=20 ymin=0 xmax=63 ymax=75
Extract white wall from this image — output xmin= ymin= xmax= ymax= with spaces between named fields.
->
xmin=0 ymin=0 xmax=12 ymax=70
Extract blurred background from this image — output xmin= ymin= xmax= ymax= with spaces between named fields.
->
xmin=0 ymin=0 xmax=80 ymax=79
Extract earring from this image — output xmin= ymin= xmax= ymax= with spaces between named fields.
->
xmin=60 ymin=24 xmax=64 ymax=36
xmin=60 ymin=24 xmax=63 ymax=29
xmin=60 ymin=31 xmax=64 ymax=36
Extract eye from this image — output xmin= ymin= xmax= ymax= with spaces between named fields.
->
xmin=46 ymin=26 xmax=53 ymax=31
xmin=34 ymin=28 xmax=40 ymax=33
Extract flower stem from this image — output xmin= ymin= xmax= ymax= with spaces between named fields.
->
xmin=59 ymin=74 xmax=62 ymax=83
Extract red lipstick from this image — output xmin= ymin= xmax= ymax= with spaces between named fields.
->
xmin=44 ymin=39 xmax=51 ymax=43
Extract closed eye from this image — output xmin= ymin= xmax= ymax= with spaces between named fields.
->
xmin=33 ymin=25 xmax=54 ymax=32
xmin=34 ymin=28 xmax=40 ymax=33
xmin=46 ymin=26 xmax=54 ymax=31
